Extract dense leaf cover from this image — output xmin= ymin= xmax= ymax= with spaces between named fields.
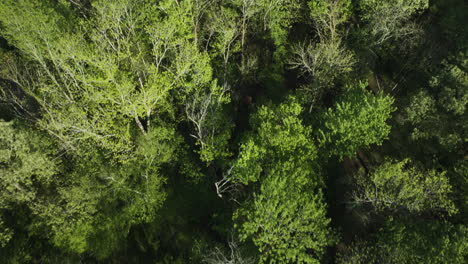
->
xmin=0 ymin=0 xmax=466 ymax=263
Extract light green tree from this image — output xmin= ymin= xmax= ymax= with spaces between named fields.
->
xmin=232 ymin=98 xmax=335 ymax=263
xmin=0 ymin=120 xmax=60 ymax=248
xmin=351 ymin=159 xmax=457 ymax=215
xmin=317 ymin=83 xmax=395 ymax=159
xmin=0 ymin=119 xmax=177 ymax=258
xmin=40 ymin=125 xmax=178 ymax=257
xmin=357 ymin=0 xmax=429 ymax=49
xmin=0 ymin=0 xmax=231 ymax=163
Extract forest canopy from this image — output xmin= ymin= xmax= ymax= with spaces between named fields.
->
xmin=0 ymin=0 xmax=466 ymax=263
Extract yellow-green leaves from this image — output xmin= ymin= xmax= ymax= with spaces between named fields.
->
xmin=309 ymin=0 xmax=352 ymax=27
xmin=0 ymin=121 xmax=59 ymax=205
xmin=0 ymin=120 xmax=60 ymax=248
xmin=318 ymin=83 xmax=395 ymax=159
xmin=353 ymin=159 xmax=458 ymax=215
xmin=359 ymin=0 xmax=428 ymax=15
xmin=233 ymin=97 xmax=316 ymax=184
xmin=233 ymin=98 xmax=334 ymax=263
xmin=0 ymin=0 xmax=228 ymax=162
xmin=236 ymin=176 xmax=333 ymax=263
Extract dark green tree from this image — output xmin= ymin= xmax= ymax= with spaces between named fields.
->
xmin=337 ymin=219 xmax=468 ymax=264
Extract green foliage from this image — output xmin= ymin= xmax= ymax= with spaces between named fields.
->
xmin=0 ymin=0 xmax=466 ymax=262
xmin=291 ymin=39 xmax=355 ymax=91
xmin=337 ymin=219 xmax=468 ymax=264
xmin=185 ymin=81 xmax=232 ymax=163
xmin=318 ymin=83 xmax=396 ymax=159
xmin=399 ymin=58 xmax=468 ymax=152
xmin=233 ymin=97 xmax=317 ymax=184
xmin=235 ymin=178 xmax=333 ymax=264
xmin=291 ymin=0 xmax=355 ymax=104
xmin=38 ymin=153 xmax=171 ymax=258
xmin=359 ymin=0 xmax=428 ymax=16
xmin=55 ymin=126 xmax=178 ymax=257
xmin=357 ymin=0 xmax=429 ymax=50
xmin=309 ymin=0 xmax=352 ymax=28
xmin=0 ymin=120 xmax=60 ymax=246
xmin=0 ymin=121 xmax=59 ymax=205
xmin=451 ymin=160 xmax=468 ymax=222
xmin=0 ymin=0 xmax=230 ymax=162
xmin=0 ymin=218 xmax=13 ymax=247
xmin=0 ymin=121 xmax=176 ymax=258
xmin=233 ymin=98 xmax=335 ymax=263
xmin=261 ymin=0 xmax=302 ymax=47
xmin=352 ymin=159 xmax=457 ymax=215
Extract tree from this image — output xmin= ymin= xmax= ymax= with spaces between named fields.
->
xmin=0 ymin=0 xmax=466 ymax=262
xmin=199 ymin=234 xmax=256 ymax=264
xmin=232 ymin=98 xmax=335 ymax=263
xmin=0 ymin=119 xmax=177 ymax=258
xmin=185 ymin=84 xmax=232 ymax=162
xmin=337 ymin=219 xmax=468 ymax=264
xmin=235 ymin=176 xmax=333 ymax=264
xmin=317 ymin=83 xmax=396 ymax=160
xmin=203 ymin=4 xmax=241 ymax=86
xmin=398 ymin=58 xmax=467 ymax=154
xmin=350 ymin=159 xmax=457 ymax=215
xmin=0 ymin=0 xmax=155 ymax=158
xmin=256 ymin=0 xmax=302 ymax=59
xmin=0 ymin=0 xmax=230 ymax=163
xmin=229 ymin=0 xmax=301 ymax=54
xmin=290 ymin=0 xmax=355 ymax=108
xmin=0 ymin=120 xmax=60 ymax=248
xmin=357 ymin=0 xmax=429 ymax=51
xmin=291 ymin=39 xmax=355 ymax=101
xmin=46 ymin=125 xmax=177 ymax=258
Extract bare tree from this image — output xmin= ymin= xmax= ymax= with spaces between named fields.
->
xmin=359 ymin=0 xmax=428 ymax=49
xmin=289 ymin=0 xmax=355 ymax=110
xmin=290 ymin=40 xmax=354 ymax=81
xmin=185 ymin=81 xmax=230 ymax=162
xmin=214 ymin=165 xmax=241 ymax=201
xmin=202 ymin=233 xmax=256 ymax=264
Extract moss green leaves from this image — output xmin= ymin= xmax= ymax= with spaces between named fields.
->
xmin=400 ymin=59 xmax=468 ymax=152
xmin=337 ymin=220 xmax=468 ymax=264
